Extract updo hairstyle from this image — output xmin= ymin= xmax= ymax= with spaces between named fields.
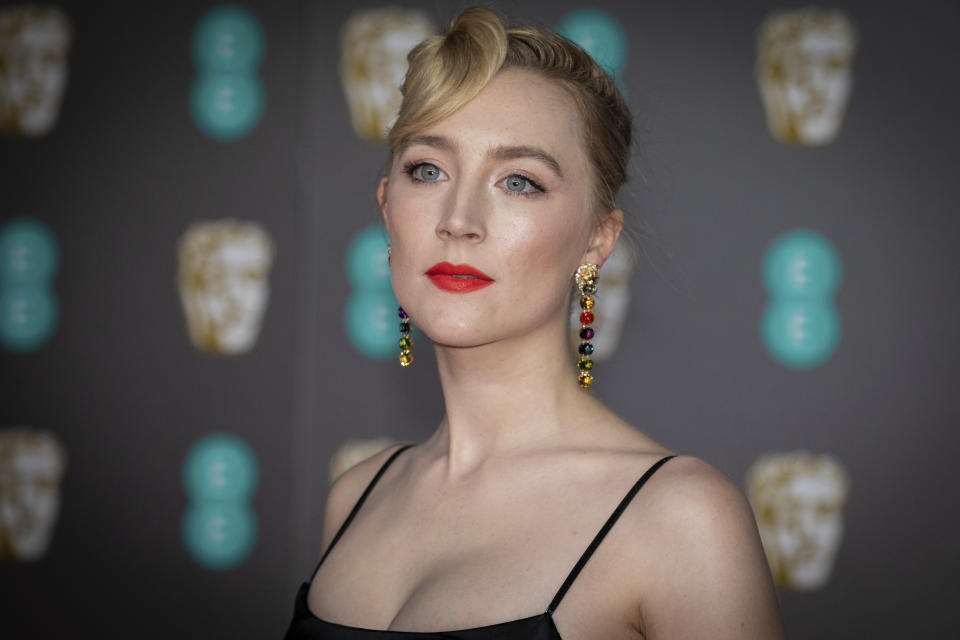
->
xmin=388 ymin=6 xmax=632 ymax=221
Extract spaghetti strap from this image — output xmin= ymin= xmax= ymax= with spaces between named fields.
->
xmin=546 ymin=454 xmax=676 ymax=614
xmin=307 ymin=443 xmax=414 ymax=581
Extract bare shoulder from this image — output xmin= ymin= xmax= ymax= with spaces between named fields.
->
xmin=619 ymin=454 xmax=759 ymax=559
xmin=642 ymin=455 xmax=754 ymax=525
xmin=320 ymin=442 xmax=411 ymax=552
xmin=631 ymin=455 xmax=787 ymax=639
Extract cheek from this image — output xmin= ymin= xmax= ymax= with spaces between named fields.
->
xmin=493 ymin=212 xmax=587 ymax=301
xmin=384 ymin=181 xmax=433 ymax=242
xmin=502 ymin=219 xmax=571 ymax=271
xmin=531 ymin=199 xmax=591 ymax=255
xmin=384 ymin=202 xmax=432 ymax=302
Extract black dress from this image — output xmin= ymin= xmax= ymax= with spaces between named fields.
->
xmin=285 ymin=444 xmax=676 ymax=639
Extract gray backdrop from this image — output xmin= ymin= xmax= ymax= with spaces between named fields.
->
xmin=1 ymin=0 xmax=957 ymax=637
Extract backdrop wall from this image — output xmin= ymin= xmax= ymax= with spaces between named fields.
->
xmin=1 ymin=1 xmax=957 ymax=638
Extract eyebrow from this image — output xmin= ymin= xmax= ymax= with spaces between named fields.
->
xmin=401 ymin=134 xmax=564 ymax=178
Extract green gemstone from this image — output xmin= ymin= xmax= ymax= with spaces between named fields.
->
xmin=399 ymin=336 xmax=412 ymax=349
xmin=578 ymin=358 xmax=594 ymax=371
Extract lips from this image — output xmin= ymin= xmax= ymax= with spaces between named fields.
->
xmin=425 ymin=262 xmax=494 ymax=292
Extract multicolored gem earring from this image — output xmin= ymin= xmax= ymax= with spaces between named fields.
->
xmin=389 ymin=244 xmax=414 ymax=367
xmin=398 ymin=306 xmax=413 ymax=367
xmin=574 ymin=263 xmax=599 ymax=388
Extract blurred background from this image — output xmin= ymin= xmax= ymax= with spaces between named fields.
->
xmin=1 ymin=0 xmax=957 ymax=637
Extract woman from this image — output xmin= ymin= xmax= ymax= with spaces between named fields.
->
xmin=286 ymin=6 xmax=786 ymax=639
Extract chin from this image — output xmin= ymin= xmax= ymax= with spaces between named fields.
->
xmin=400 ymin=288 xmax=492 ymax=334
xmin=413 ymin=317 xmax=492 ymax=349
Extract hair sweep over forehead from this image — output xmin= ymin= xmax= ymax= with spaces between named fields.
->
xmin=387 ymin=6 xmax=633 ymax=218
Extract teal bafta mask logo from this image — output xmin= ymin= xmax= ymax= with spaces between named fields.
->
xmin=0 ymin=286 xmax=57 ymax=352
xmin=183 ymin=432 xmax=258 ymax=502
xmin=343 ymin=224 xmax=401 ymax=359
xmin=0 ymin=217 xmax=59 ymax=352
xmin=182 ymin=501 xmax=257 ymax=570
xmin=760 ymin=229 xmax=842 ymax=369
xmin=190 ymin=4 xmax=265 ymax=141
xmin=345 ymin=224 xmax=391 ymax=292
xmin=190 ymin=73 xmax=263 ymax=140
xmin=0 ymin=217 xmax=59 ymax=283
xmin=182 ymin=433 xmax=258 ymax=570
xmin=556 ymin=8 xmax=628 ymax=81
xmin=191 ymin=4 xmax=264 ymax=71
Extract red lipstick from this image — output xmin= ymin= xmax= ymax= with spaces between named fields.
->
xmin=425 ymin=262 xmax=494 ymax=292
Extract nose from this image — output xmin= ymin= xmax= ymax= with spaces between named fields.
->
xmin=435 ymin=184 xmax=486 ymax=243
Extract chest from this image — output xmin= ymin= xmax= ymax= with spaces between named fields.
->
xmin=308 ymin=477 xmax=647 ymax=639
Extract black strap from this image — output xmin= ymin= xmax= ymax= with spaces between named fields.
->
xmin=308 ymin=443 xmax=414 ymax=581
xmin=546 ymin=454 xmax=676 ymax=614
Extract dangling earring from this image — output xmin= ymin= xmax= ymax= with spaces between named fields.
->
xmin=389 ymin=244 xmax=414 ymax=367
xmin=574 ymin=263 xmax=599 ymax=388
xmin=398 ymin=306 xmax=413 ymax=367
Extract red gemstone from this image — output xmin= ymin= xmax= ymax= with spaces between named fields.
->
xmin=579 ymin=311 xmax=594 ymax=325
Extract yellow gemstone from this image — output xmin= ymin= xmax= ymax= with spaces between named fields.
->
xmin=399 ymin=350 xmax=413 ymax=367
xmin=578 ymin=372 xmax=594 ymax=388
xmin=580 ymin=294 xmax=595 ymax=310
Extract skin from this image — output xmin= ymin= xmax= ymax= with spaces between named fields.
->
xmin=307 ymin=68 xmax=787 ymax=639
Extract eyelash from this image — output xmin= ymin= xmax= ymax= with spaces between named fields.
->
xmin=401 ymin=161 xmax=547 ymax=197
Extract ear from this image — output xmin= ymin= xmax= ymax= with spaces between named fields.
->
xmin=377 ymin=177 xmax=390 ymax=228
xmin=582 ymin=209 xmax=624 ymax=267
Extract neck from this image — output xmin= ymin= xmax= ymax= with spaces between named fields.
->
xmin=425 ymin=315 xmax=603 ymax=475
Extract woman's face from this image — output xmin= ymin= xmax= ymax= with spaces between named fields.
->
xmin=379 ymin=67 xmax=620 ymax=348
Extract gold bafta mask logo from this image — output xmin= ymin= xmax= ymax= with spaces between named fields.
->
xmin=746 ymin=451 xmax=850 ymax=590
xmin=328 ymin=437 xmax=397 ymax=484
xmin=0 ymin=427 xmax=66 ymax=561
xmin=339 ymin=7 xmax=436 ymax=142
xmin=756 ymin=8 xmax=857 ymax=146
xmin=0 ymin=5 xmax=72 ymax=137
xmin=177 ymin=220 xmax=274 ymax=355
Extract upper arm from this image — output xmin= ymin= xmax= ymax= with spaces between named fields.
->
xmin=639 ymin=456 xmax=787 ymax=640
xmin=319 ymin=442 xmax=407 ymax=556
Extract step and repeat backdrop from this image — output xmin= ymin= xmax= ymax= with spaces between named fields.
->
xmin=1 ymin=0 xmax=957 ymax=637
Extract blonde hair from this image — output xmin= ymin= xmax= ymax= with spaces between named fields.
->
xmin=388 ymin=6 xmax=632 ymax=218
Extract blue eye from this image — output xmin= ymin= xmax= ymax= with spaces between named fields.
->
xmin=417 ymin=164 xmax=442 ymax=181
xmin=402 ymin=161 xmax=543 ymax=195
xmin=503 ymin=174 xmax=544 ymax=195
xmin=507 ymin=174 xmax=530 ymax=193
xmin=404 ymin=162 xmax=444 ymax=182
